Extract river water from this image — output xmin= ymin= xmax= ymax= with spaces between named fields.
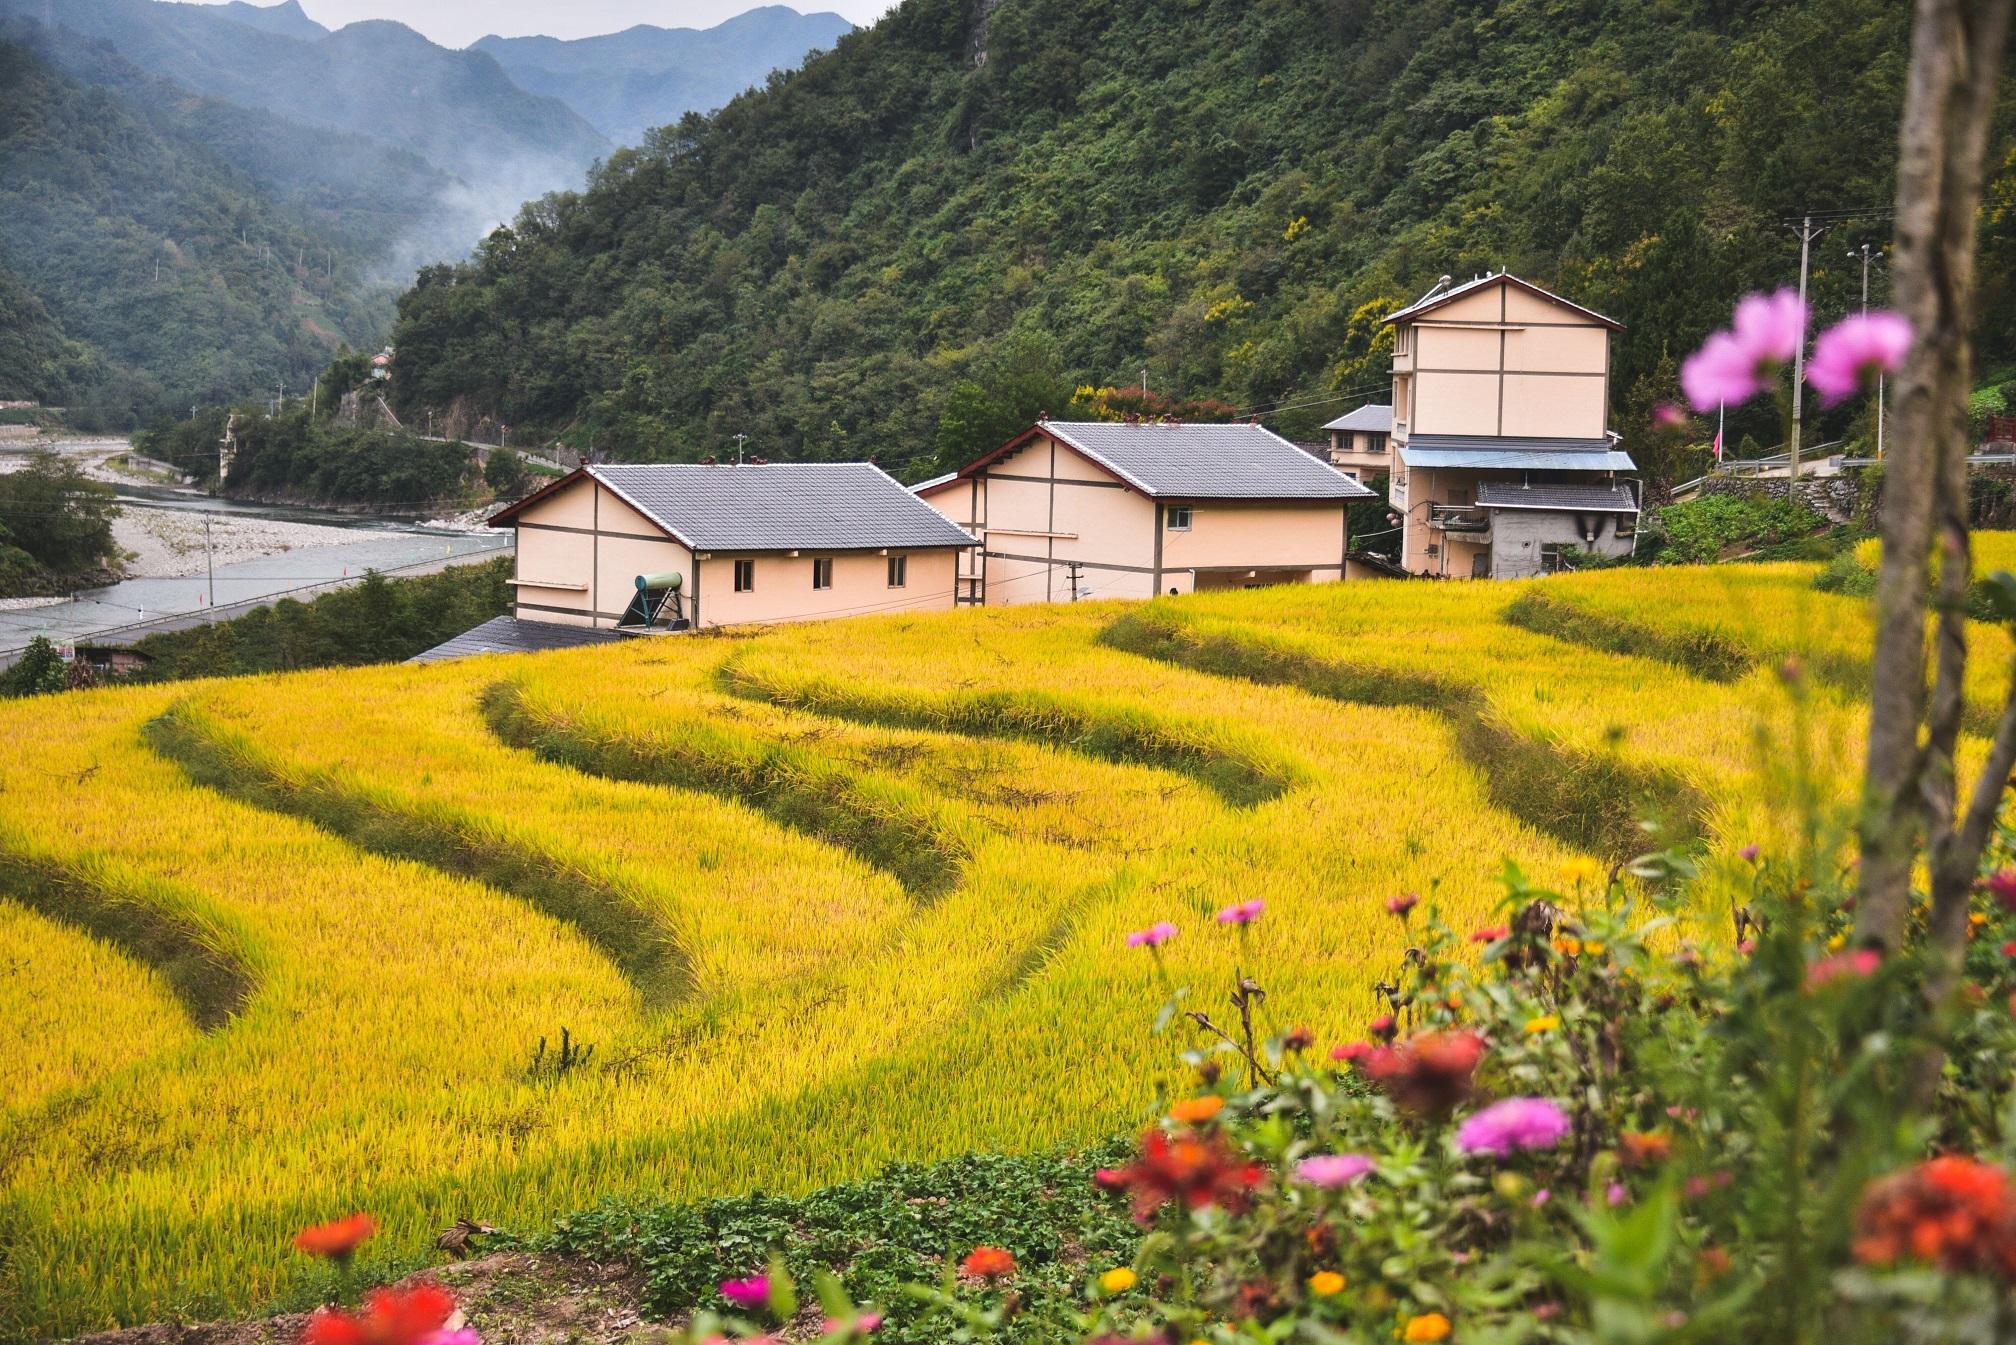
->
xmin=0 ymin=443 xmax=513 ymax=657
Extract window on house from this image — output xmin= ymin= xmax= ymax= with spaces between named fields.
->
xmin=1447 ymin=487 xmax=1471 ymax=507
xmin=887 ymin=555 xmax=907 ymax=587
xmin=813 ymin=557 xmax=834 ymax=589
xmin=733 ymin=559 xmax=755 ymax=592
xmin=1167 ymin=507 xmax=1193 ymax=531
xmin=1614 ymin=513 xmax=1637 ymax=538
xmin=1395 ymin=327 xmax=1410 ymax=355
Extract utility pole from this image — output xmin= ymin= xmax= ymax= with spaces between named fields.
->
xmin=1788 ymin=214 xmax=1830 ymax=483
xmin=733 ymin=433 xmax=748 ymax=466
xmin=1851 ymin=241 xmax=1887 ymax=460
xmin=204 ymin=515 xmax=214 ymax=610
xmin=1066 ymin=559 xmax=1084 ymax=600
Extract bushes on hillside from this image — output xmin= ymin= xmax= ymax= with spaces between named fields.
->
xmin=0 ymin=451 xmax=120 ymax=595
xmin=136 ymin=405 xmax=476 ymax=506
xmin=1637 ymin=493 xmax=1830 ymax=564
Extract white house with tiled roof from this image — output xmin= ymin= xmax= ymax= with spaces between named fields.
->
xmin=1385 ymin=272 xmax=1641 ymax=578
xmin=916 ymin=419 xmax=1376 ymax=605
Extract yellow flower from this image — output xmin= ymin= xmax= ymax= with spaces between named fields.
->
xmin=1583 ymin=941 xmax=1605 ymax=955
xmin=1524 ymin=1015 xmax=1559 ymax=1035
xmin=1971 ymin=912 xmax=1990 ymax=927
xmin=1101 ymin=1267 xmax=1138 ymax=1293
xmin=1403 ymin=1313 xmax=1452 ymax=1342
xmin=1562 ymin=857 xmax=1603 ymax=884
xmin=1826 ymin=933 xmax=1847 ymax=950
xmin=1309 ymin=1271 xmax=1345 ymax=1296
xmin=1553 ymin=937 xmax=1583 ymax=956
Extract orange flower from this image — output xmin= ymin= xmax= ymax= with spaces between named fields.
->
xmin=1169 ymin=1096 xmax=1225 ymax=1124
xmin=961 ymin=1246 xmax=1017 ymax=1280
xmin=1853 ymin=1156 xmax=2016 ymax=1278
xmin=1403 ymin=1312 xmax=1451 ymax=1342
xmin=293 ymin=1213 xmax=378 ymax=1262
xmin=1094 ymin=1128 xmax=1266 ymax=1222
xmin=1617 ymin=1132 xmax=1674 ymax=1167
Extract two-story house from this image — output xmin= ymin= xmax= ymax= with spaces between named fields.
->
xmin=1387 ymin=273 xmax=1640 ymax=578
xmin=1322 ymin=404 xmax=1393 ymax=481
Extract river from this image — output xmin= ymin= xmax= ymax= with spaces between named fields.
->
xmin=0 ymin=441 xmax=514 ymax=657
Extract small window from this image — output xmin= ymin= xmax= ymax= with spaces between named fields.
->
xmin=733 ymin=559 xmax=755 ymax=592
xmin=1167 ymin=506 xmax=1193 ymax=531
xmin=1446 ymin=487 xmax=1471 ymax=507
xmin=812 ymin=557 xmax=834 ymax=590
xmin=887 ymin=555 xmax=907 ymax=588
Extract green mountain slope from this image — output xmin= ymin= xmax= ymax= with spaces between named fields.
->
xmin=388 ymin=0 xmax=1952 ymax=478
xmin=0 ymin=255 xmax=98 ymax=404
xmin=0 ymin=35 xmax=396 ymax=424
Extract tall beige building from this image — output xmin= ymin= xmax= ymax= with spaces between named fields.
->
xmin=1387 ymin=273 xmax=1641 ymax=578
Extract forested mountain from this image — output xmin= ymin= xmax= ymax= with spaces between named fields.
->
xmin=474 ymin=7 xmax=856 ymax=148
xmin=0 ymin=33 xmax=397 ymax=422
xmin=388 ymin=0 xmax=2002 ymax=480
xmin=182 ymin=0 xmax=328 ymax=40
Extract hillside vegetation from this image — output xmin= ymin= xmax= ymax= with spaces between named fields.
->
xmin=5 ymin=561 xmax=1990 ymax=1333
xmin=387 ymin=0 xmax=1965 ymax=477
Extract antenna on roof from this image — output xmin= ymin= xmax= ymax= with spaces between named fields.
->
xmin=733 ymin=433 xmax=748 ymax=466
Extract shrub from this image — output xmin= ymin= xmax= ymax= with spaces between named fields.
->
xmin=1641 ymin=492 xmax=1829 ymax=564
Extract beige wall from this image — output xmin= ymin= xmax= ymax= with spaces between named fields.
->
xmin=1393 ymin=280 xmax=1611 ymax=444
xmin=695 ymin=550 xmax=958 ymax=628
xmin=512 ymin=477 xmax=689 ymax=627
xmin=921 ymin=432 xmax=1350 ymax=605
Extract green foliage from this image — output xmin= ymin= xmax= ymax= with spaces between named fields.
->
xmin=0 ymin=452 xmax=119 ymax=573
xmin=136 ymin=404 xmax=476 ymax=505
xmin=1814 ymin=549 xmax=1879 ymax=597
xmin=388 ymin=0 xmax=1930 ymax=476
xmin=0 ymin=635 xmax=68 ymax=697
xmin=0 ymin=32 xmax=396 ymax=428
xmin=1640 ymin=493 xmax=1830 ymax=565
xmin=544 ymin=1140 xmax=1139 ymax=1344
xmin=127 ymin=555 xmax=512 ymax=680
xmin=483 ymin=447 xmax=531 ymax=500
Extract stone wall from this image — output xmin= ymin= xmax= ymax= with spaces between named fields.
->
xmin=1695 ymin=475 xmax=1864 ymax=524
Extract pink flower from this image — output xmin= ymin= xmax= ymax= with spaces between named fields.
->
xmin=418 ymin=1334 xmax=480 ymax=1345
xmin=720 ymin=1277 xmax=770 ymax=1309
xmin=1127 ymin=921 xmax=1178 ymax=948
xmin=1653 ymin=402 xmax=1689 ymax=430
xmin=1530 ymin=1188 xmax=1552 ymax=1208
xmin=1385 ymin=893 xmax=1420 ymax=917
xmin=1807 ymin=312 xmax=1912 ymax=407
xmin=1368 ymin=1014 xmax=1398 ymax=1041
xmin=1216 ymin=899 xmax=1264 ymax=926
xmin=1607 ymin=1182 xmax=1628 ymax=1207
xmin=1470 ymin=925 xmax=1508 ymax=944
xmin=1680 ymin=289 xmax=1807 ymax=410
xmin=1807 ymin=948 xmax=1881 ymax=988
xmin=823 ymin=1314 xmax=882 ymax=1335
xmin=1330 ymin=1041 xmax=1372 ymax=1062
xmin=1455 ymin=1097 xmax=1573 ymax=1157
xmin=1737 ymin=938 xmax=1757 ymax=955
xmin=1986 ymin=869 xmax=2016 ymax=910
xmin=1739 ymin=844 xmax=1760 ymax=862
xmin=1295 ymin=1154 xmax=1374 ymax=1187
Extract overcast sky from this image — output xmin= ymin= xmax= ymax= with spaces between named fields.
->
xmin=292 ymin=0 xmax=896 ymax=46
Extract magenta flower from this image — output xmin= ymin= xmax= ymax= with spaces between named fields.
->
xmin=1216 ymin=899 xmax=1264 ymax=926
xmin=1738 ymin=844 xmax=1760 ymax=862
xmin=1385 ymin=892 xmax=1420 ymax=917
xmin=1295 ymin=1153 xmax=1374 ymax=1187
xmin=1806 ymin=948 xmax=1881 ymax=988
xmin=720 ymin=1277 xmax=770 ymax=1308
xmin=1652 ymin=402 xmax=1689 ymax=430
xmin=1984 ymin=868 xmax=2016 ymax=910
xmin=1607 ymin=1182 xmax=1629 ymax=1207
xmin=1680 ymin=289 xmax=1807 ymax=410
xmin=1127 ymin=921 xmax=1178 ymax=948
xmin=418 ymin=1333 xmax=481 ymax=1345
xmin=1807 ymin=312 xmax=1912 ymax=407
xmin=1455 ymin=1097 xmax=1573 ymax=1157
xmin=823 ymin=1314 xmax=883 ymax=1335
xmin=1530 ymin=1188 xmax=1552 ymax=1209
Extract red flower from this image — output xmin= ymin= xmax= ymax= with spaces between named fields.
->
xmin=294 ymin=1213 xmax=378 ymax=1262
xmin=1854 ymin=1156 xmax=2016 ymax=1278
xmin=1351 ymin=1031 xmax=1487 ymax=1118
xmin=2002 ymin=941 xmax=2016 ymax=958
xmin=1329 ymin=1041 xmax=1372 ymax=1063
xmin=1094 ymin=1128 xmax=1266 ymax=1222
xmin=1386 ymin=893 xmax=1420 ymax=917
xmin=960 ymin=1246 xmax=1017 ymax=1280
xmin=1470 ymin=925 xmax=1509 ymax=944
xmin=302 ymin=1285 xmax=456 ymax=1345
xmin=1282 ymin=1025 xmax=1315 ymax=1053
xmin=1367 ymin=1014 xmax=1398 ymax=1042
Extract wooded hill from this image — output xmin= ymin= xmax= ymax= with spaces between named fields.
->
xmin=389 ymin=0 xmax=2008 ymax=480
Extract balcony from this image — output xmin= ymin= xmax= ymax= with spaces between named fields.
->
xmin=1427 ymin=504 xmax=1490 ymax=533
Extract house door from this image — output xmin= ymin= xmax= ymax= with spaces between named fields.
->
xmin=1471 ymin=551 xmax=1491 ymax=579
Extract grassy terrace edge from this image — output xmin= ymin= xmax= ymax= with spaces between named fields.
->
xmin=143 ymin=699 xmax=696 ymax=1008
xmin=481 ymin=679 xmax=973 ymax=902
xmin=716 ymin=655 xmax=1303 ymax=809
xmin=1099 ymin=606 xmax=1709 ymax=860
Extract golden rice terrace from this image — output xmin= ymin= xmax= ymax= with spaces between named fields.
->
xmin=3 ymin=560 xmax=2008 ymax=1335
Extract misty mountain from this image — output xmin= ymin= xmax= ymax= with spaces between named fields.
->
xmin=0 ymin=34 xmax=398 ymax=424
xmin=187 ymin=0 xmax=326 ymax=40
xmin=0 ymin=0 xmax=609 ymax=242
xmin=474 ymin=5 xmax=854 ymax=148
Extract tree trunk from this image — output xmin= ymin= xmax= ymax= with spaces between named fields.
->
xmin=1858 ymin=0 xmax=2012 ymax=952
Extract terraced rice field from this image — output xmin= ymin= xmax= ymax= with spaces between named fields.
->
xmin=0 ymin=562 xmax=1997 ymax=1335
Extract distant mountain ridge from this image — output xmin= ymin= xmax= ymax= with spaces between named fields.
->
xmin=474 ymin=6 xmax=854 ymax=147
xmin=185 ymin=0 xmax=325 ymax=39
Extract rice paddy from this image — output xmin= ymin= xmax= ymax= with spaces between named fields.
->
xmin=0 ymin=562 xmax=1953 ymax=1335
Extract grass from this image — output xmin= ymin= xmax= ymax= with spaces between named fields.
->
xmin=0 ymin=563 xmax=1939 ymax=1335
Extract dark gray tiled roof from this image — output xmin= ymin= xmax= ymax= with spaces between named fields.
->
xmin=1400 ymin=435 xmax=1637 ymax=472
xmin=408 ymin=616 xmax=622 ymax=664
xmin=590 ymin=463 xmax=978 ymax=551
xmin=1476 ymin=482 xmax=1640 ymax=512
xmin=1323 ymin=404 xmax=1394 ymax=433
xmin=1036 ymin=422 xmax=1376 ymax=500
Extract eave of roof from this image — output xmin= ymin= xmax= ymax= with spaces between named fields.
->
xmin=1383 ymin=272 xmax=1623 ymax=331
